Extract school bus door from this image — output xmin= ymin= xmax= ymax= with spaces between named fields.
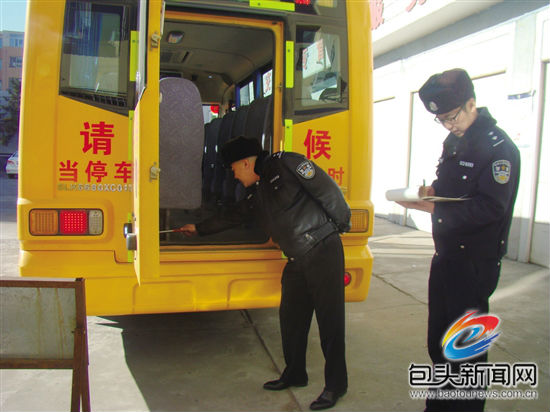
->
xmin=130 ymin=1 xmax=162 ymax=282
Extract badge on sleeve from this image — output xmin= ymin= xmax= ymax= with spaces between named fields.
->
xmin=296 ymin=160 xmax=315 ymax=179
xmin=492 ymin=160 xmax=511 ymax=184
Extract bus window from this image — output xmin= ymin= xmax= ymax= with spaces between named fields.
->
xmin=203 ymin=104 xmax=220 ymax=123
xmin=295 ymin=27 xmax=348 ymax=112
xmin=239 ymin=80 xmax=255 ymax=106
xmin=263 ymin=69 xmax=273 ymax=97
xmin=60 ymin=1 xmax=131 ymax=110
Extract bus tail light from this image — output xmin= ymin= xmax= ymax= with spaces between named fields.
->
xmin=349 ymin=209 xmax=369 ymax=233
xmin=344 ymin=272 xmax=352 ymax=286
xmin=29 ymin=209 xmax=103 ymax=236
xmin=59 ymin=210 xmax=88 ymax=235
xmin=29 ymin=210 xmax=58 ymax=235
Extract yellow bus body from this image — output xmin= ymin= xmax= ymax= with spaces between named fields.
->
xmin=18 ymin=0 xmax=373 ymax=316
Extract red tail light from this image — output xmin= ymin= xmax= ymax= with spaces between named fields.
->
xmin=344 ymin=272 xmax=352 ymax=286
xmin=30 ymin=209 xmax=103 ymax=236
xmin=59 ymin=210 xmax=88 ymax=235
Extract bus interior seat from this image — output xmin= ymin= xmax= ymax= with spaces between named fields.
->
xmin=212 ymin=110 xmax=236 ymax=203
xmin=223 ymin=104 xmax=251 ymax=202
xmin=159 ymin=77 xmax=204 ymax=211
xmin=209 ymin=98 xmax=273 ymax=206
xmin=245 ymin=95 xmax=273 ymax=150
xmin=231 ymin=104 xmax=250 ymax=138
xmin=203 ymin=117 xmax=222 ymax=203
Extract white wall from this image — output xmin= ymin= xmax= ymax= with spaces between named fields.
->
xmin=372 ymin=6 xmax=550 ymax=266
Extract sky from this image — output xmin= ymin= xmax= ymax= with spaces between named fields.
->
xmin=0 ymin=0 xmax=27 ymax=32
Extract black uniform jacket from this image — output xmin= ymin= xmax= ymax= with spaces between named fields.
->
xmin=431 ymin=107 xmax=520 ymax=258
xmin=197 ymin=151 xmax=351 ymax=259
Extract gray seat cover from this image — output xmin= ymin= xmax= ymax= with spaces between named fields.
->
xmin=159 ymin=78 xmax=204 ymax=209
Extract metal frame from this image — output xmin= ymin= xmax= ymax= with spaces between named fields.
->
xmin=0 ymin=278 xmax=91 ymax=412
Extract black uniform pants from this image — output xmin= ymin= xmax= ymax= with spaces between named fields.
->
xmin=425 ymin=253 xmax=501 ymax=412
xmin=279 ymin=232 xmax=348 ymax=393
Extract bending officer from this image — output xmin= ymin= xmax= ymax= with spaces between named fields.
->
xmin=180 ymin=136 xmax=351 ymax=410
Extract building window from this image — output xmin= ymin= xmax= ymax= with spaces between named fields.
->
xmin=9 ymin=56 xmax=23 ymax=68
xmin=9 ymin=35 xmax=24 ymax=48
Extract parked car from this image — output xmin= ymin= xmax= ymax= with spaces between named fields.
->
xmin=5 ymin=151 xmax=18 ymax=179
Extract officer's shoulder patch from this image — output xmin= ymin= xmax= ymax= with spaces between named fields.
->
xmin=492 ymin=159 xmax=511 ymax=184
xmin=296 ymin=160 xmax=315 ymax=179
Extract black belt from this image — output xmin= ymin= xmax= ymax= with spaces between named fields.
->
xmin=308 ymin=220 xmax=338 ymax=244
xmin=288 ymin=221 xmax=338 ymax=262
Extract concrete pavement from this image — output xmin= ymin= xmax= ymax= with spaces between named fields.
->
xmin=1 ymin=210 xmax=548 ymax=411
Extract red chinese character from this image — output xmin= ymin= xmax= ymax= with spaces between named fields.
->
xmin=59 ymin=160 xmax=79 ymax=182
xmin=85 ymin=160 xmax=108 ymax=182
xmin=406 ymin=0 xmax=427 ymax=12
xmin=304 ymin=129 xmax=332 ymax=160
xmin=114 ymin=161 xmax=132 ymax=183
xmin=370 ymin=0 xmax=385 ymax=30
xmin=81 ymin=121 xmax=115 ymax=155
xmin=328 ymin=167 xmax=344 ymax=186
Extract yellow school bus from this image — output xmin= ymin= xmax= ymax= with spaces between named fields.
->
xmin=18 ymin=0 xmax=373 ymax=315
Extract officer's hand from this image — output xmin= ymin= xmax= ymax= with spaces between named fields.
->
xmin=419 ymin=185 xmax=435 ymax=197
xmin=337 ymin=222 xmax=351 ymax=234
xmin=179 ymin=224 xmax=198 ymax=237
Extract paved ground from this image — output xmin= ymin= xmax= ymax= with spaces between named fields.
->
xmin=1 ymin=174 xmax=548 ymax=411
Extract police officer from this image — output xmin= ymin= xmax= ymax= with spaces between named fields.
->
xmin=180 ymin=136 xmax=351 ymax=410
xmin=396 ymin=69 xmax=520 ymax=411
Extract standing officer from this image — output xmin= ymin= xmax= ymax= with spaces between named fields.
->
xmin=396 ymin=68 xmax=520 ymax=411
xmin=180 ymin=136 xmax=351 ymax=410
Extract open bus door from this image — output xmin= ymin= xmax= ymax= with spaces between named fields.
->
xmin=128 ymin=1 xmax=163 ymax=282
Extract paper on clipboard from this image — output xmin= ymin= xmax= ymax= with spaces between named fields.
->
xmin=385 ymin=187 xmax=469 ymax=202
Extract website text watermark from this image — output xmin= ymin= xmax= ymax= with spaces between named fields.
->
xmin=410 ymin=388 xmax=539 ymax=401
xmin=408 ymin=362 xmax=538 ymax=401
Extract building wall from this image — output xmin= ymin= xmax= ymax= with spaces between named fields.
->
xmin=0 ymin=31 xmax=24 ymax=93
xmin=372 ymin=2 xmax=550 ymax=267
xmin=0 ymin=31 xmax=24 ymax=152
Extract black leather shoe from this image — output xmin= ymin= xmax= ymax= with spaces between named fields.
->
xmin=309 ymin=389 xmax=346 ymax=410
xmin=263 ymin=378 xmax=308 ymax=391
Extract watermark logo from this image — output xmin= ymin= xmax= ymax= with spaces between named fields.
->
xmin=408 ymin=362 xmax=539 ymax=401
xmin=409 ymin=312 xmax=539 ymax=402
xmin=442 ymin=310 xmax=500 ymax=361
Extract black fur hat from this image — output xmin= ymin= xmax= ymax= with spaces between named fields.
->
xmin=221 ymin=136 xmax=262 ymax=167
xmin=419 ymin=68 xmax=475 ymax=115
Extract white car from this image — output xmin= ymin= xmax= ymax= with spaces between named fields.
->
xmin=5 ymin=151 xmax=18 ymax=179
